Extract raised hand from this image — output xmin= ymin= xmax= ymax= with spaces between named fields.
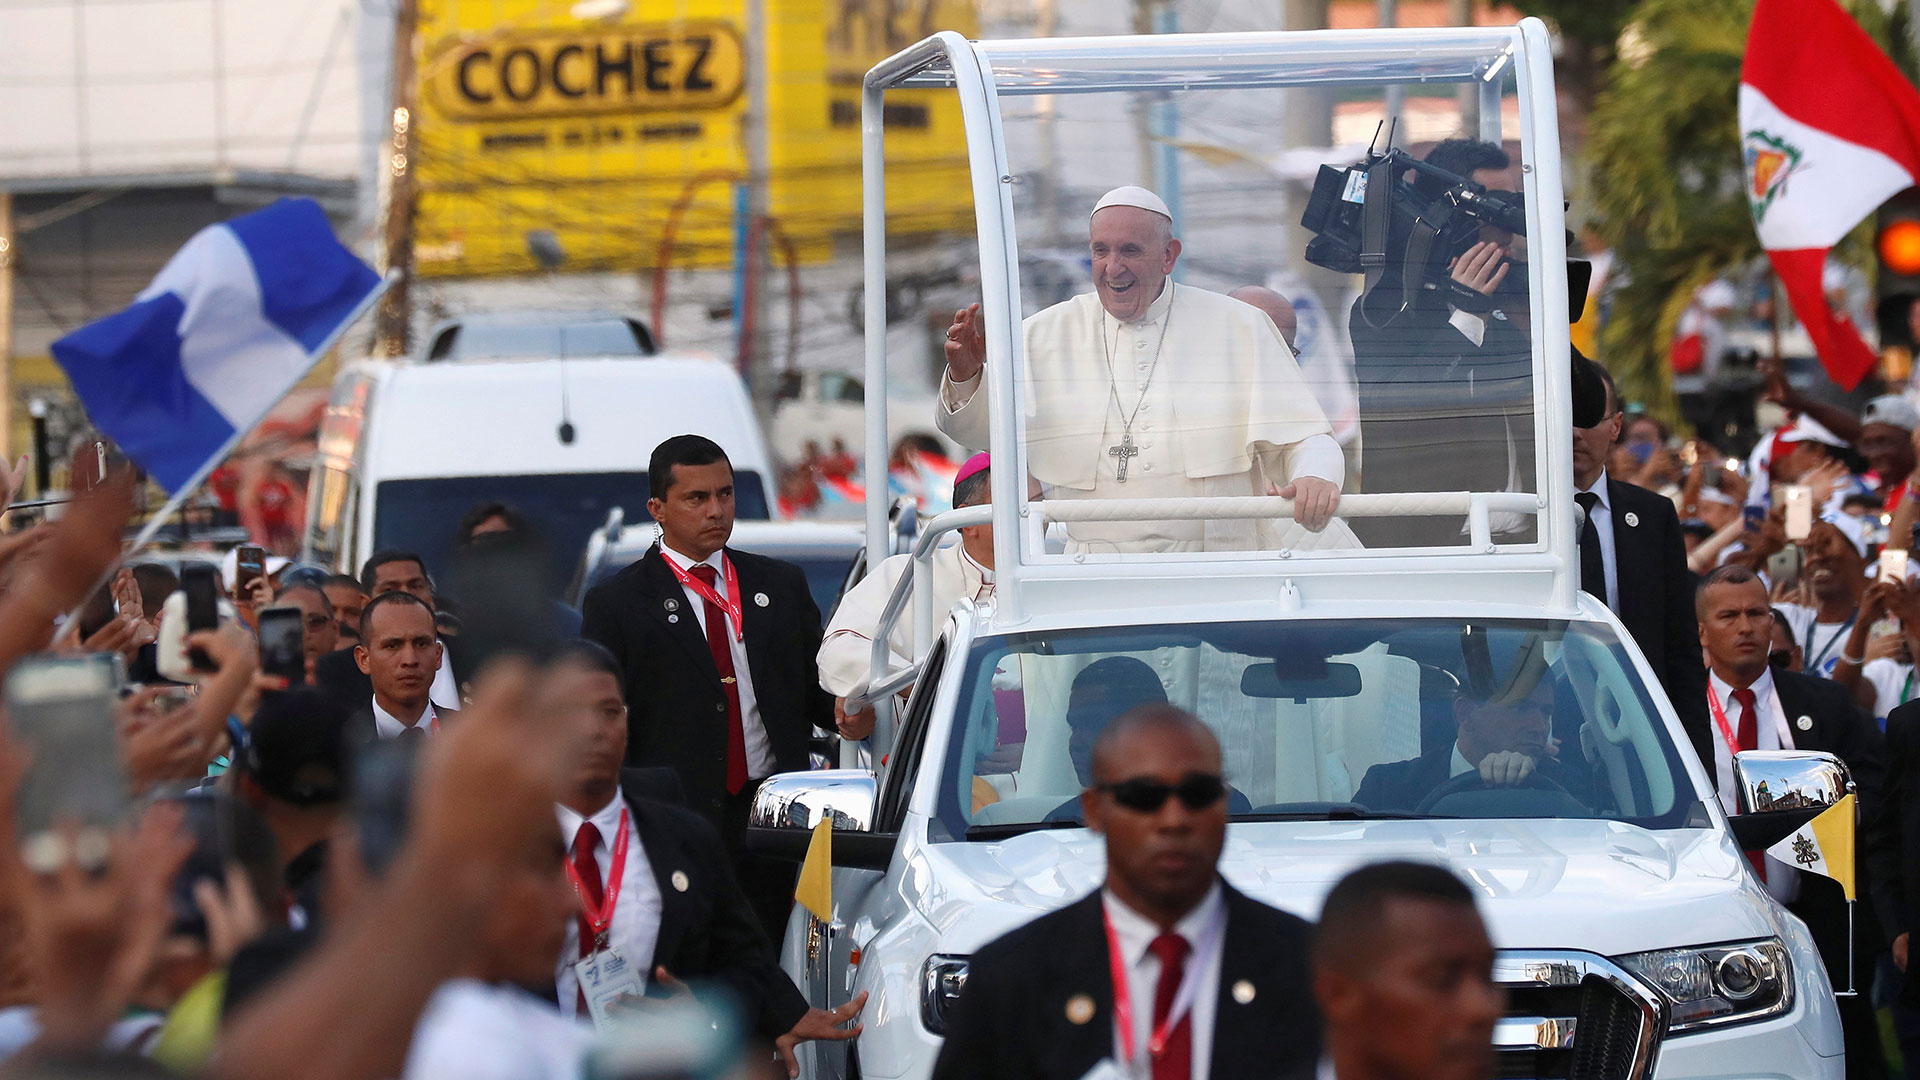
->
xmin=944 ymin=303 xmax=986 ymax=383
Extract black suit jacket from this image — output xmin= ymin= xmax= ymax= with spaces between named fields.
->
xmin=1757 ymin=670 xmax=1887 ymax=981
xmin=1870 ymin=700 xmax=1920 ymax=1004
xmin=930 ymin=883 xmax=1319 ymax=1080
xmin=1604 ymin=477 xmax=1713 ymax=768
xmin=580 ymin=545 xmax=834 ymax=822
xmin=615 ymin=773 xmax=810 ymax=1039
xmin=1352 ymin=744 xmax=1594 ymax=814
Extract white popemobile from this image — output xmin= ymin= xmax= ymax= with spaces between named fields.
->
xmin=747 ymin=21 xmax=1850 ymax=1080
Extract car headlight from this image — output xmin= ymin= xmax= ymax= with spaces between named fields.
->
xmin=1617 ymin=939 xmax=1793 ymax=1033
xmin=921 ymin=955 xmax=970 ymax=1035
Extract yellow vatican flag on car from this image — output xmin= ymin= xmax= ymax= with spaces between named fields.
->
xmin=1765 ymin=794 xmax=1856 ymax=900
xmin=795 ymin=817 xmax=833 ymax=922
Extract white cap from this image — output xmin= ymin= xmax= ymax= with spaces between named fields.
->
xmin=1777 ymin=414 xmax=1849 ymax=449
xmin=1091 ymin=185 xmax=1172 ymax=222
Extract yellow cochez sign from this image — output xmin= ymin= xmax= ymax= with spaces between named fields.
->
xmin=425 ymin=23 xmax=745 ymax=121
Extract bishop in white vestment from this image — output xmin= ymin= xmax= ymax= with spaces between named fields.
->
xmin=936 ymin=186 xmax=1356 ymax=553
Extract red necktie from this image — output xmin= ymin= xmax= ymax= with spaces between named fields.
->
xmin=1148 ymin=933 xmax=1193 ymax=1080
xmin=692 ymin=565 xmax=749 ymax=795
xmin=1731 ymin=689 xmax=1768 ymax=877
xmin=571 ymin=821 xmax=603 ymax=1012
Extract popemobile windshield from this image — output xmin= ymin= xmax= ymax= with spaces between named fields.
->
xmin=745 ymin=19 xmax=1856 ymax=1080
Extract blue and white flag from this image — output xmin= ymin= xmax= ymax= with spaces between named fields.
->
xmin=52 ymin=198 xmax=382 ymax=493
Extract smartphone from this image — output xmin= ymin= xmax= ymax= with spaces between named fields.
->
xmin=234 ymin=545 xmax=267 ymax=597
xmin=1885 ymin=548 xmax=1911 ymax=583
xmin=8 ymin=653 xmax=128 ymax=843
xmin=1742 ymin=503 xmax=1768 ymax=533
xmin=1784 ymin=485 xmax=1814 ymax=541
xmin=181 ymin=561 xmax=220 ymax=672
xmin=257 ymin=606 xmax=307 ymax=684
xmin=165 ymin=791 xmax=244 ymax=942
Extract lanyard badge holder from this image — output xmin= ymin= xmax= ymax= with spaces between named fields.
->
xmin=570 ymin=808 xmax=645 ymax=1027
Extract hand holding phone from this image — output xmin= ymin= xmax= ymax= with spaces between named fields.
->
xmin=233 ymin=546 xmax=267 ymax=603
xmin=256 ymin=606 xmax=307 ymax=685
xmin=180 ymin=562 xmax=220 ymax=672
xmin=1882 ymin=548 xmax=1910 ymax=584
xmin=8 ymin=653 xmax=129 ymax=847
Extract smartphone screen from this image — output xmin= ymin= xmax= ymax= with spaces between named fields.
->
xmin=234 ymin=546 xmax=267 ymax=596
xmin=181 ymin=562 xmax=220 ymax=671
xmin=8 ymin=654 xmax=128 ymax=841
xmin=1784 ymin=485 xmax=1813 ymax=541
xmin=257 ymin=606 xmax=307 ymax=684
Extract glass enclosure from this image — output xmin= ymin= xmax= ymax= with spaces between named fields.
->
xmin=882 ymin=30 xmax=1565 ymax=564
xmin=933 ymin=618 xmax=1692 ymax=840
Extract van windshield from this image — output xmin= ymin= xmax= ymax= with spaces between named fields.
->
xmin=375 ymin=471 xmax=769 ymax=584
xmin=936 ymin=618 xmax=1696 ymax=840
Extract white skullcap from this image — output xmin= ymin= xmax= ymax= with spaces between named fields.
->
xmin=1091 ymin=185 xmax=1172 ymax=222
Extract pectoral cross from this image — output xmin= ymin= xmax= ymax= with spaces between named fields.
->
xmin=1108 ymin=433 xmax=1139 ymax=482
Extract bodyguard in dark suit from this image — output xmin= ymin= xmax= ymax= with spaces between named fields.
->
xmin=547 ymin=641 xmax=864 ymax=1070
xmin=1698 ymin=565 xmax=1887 ymax=1080
xmin=933 ymin=706 xmax=1319 ymax=1080
xmin=1575 ymin=355 xmax=1713 ymax=769
xmin=580 ymin=435 xmax=835 ymax=934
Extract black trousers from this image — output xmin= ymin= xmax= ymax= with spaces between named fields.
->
xmin=723 ymin=780 xmax=801 ymax=950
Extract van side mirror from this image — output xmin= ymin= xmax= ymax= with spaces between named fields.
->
xmin=1727 ymin=750 xmax=1851 ymax=851
xmin=745 ymin=769 xmax=895 ymax=871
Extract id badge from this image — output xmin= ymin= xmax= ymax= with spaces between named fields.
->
xmin=575 ymin=948 xmax=645 ymax=1028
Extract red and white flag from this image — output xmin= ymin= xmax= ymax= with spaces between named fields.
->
xmin=1741 ymin=0 xmax=1920 ymax=389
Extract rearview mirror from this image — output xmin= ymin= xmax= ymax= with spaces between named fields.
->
xmin=745 ymin=769 xmax=895 ymax=871
xmin=1727 ymin=750 xmax=1851 ymax=851
xmin=1241 ymin=660 xmax=1362 ymax=700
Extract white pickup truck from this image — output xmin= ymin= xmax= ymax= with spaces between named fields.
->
xmin=748 ymin=20 xmax=1851 ymax=1080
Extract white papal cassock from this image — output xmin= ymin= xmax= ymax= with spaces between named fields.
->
xmin=937 ymin=282 xmax=1357 ymax=553
xmin=817 ymin=542 xmax=994 ymax=698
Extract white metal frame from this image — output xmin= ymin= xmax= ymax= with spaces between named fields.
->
xmin=861 ymin=19 xmax=1574 ymax=640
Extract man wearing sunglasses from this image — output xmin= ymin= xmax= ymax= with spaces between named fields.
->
xmin=932 ymin=705 xmax=1320 ymax=1080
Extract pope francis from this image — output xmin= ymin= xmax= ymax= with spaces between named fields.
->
xmin=937 ymin=186 xmax=1356 ymax=553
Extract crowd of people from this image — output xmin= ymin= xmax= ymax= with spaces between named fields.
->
xmin=13 ymin=165 xmax=1920 ymax=1080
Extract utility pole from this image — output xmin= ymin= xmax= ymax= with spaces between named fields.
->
xmin=373 ymin=0 xmax=420 ymax=358
xmin=741 ymin=0 xmax=773 ymax=415
xmin=1378 ymin=0 xmax=1403 ymax=137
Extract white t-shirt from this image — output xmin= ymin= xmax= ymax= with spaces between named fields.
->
xmin=1862 ymin=657 xmax=1917 ymax=721
xmin=402 ymin=979 xmax=589 ymax=1080
xmin=1776 ymin=603 xmax=1856 ymax=678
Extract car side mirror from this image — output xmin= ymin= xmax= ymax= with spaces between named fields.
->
xmin=1727 ymin=750 xmax=1851 ymax=851
xmin=745 ymin=769 xmax=896 ymax=871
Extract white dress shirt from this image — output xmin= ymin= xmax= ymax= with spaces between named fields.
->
xmin=1707 ymin=668 xmax=1800 ymax=902
xmin=371 ymin=696 xmax=439 ymax=739
xmin=430 ymin=650 xmax=460 ymax=711
xmin=659 ymin=544 xmax=775 ymax=778
xmin=1576 ymin=471 xmax=1619 ymax=611
xmin=1102 ymin=882 xmax=1226 ymax=1080
xmin=402 ymin=978 xmax=589 ymax=1080
xmin=554 ymin=793 xmax=664 ymax=1018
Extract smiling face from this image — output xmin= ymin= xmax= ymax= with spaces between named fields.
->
xmin=1089 ymin=206 xmax=1180 ymax=323
xmin=1801 ymin=521 xmax=1865 ymax=604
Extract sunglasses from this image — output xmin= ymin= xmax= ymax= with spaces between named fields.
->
xmin=1098 ymin=773 xmax=1227 ymax=813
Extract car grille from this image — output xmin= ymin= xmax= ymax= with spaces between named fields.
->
xmin=1492 ymin=952 xmax=1666 ymax=1080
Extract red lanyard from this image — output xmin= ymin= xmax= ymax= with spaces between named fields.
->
xmin=1101 ymin=904 xmax=1218 ymax=1063
xmin=663 ymin=553 xmax=745 ymax=643
xmin=1706 ymin=687 xmax=1744 ymax=764
xmin=565 ymin=808 xmax=631 ymax=947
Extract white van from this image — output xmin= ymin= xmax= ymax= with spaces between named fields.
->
xmin=301 ymin=354 xmax=774 ymax=583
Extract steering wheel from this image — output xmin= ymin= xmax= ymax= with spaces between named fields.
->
xmin=1413 ymin=765 xmax=1574 ymax=815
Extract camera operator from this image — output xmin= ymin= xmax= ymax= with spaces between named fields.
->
xmin=1344 ymin=139 xmax=1533 ymax=549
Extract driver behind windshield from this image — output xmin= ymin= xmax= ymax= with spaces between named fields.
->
xmin=1353 ymin=672 xmax=1583 ymax=813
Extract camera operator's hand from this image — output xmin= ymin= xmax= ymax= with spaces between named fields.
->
xmin=1272 ymin=475 xmax=1339 ymax=533
xmin=944 ymin=303 xmax=986 ymax=384
xmin=1449 ymin=241 xmax=1510 ymax=297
